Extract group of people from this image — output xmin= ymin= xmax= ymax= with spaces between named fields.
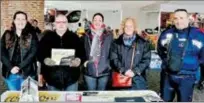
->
xmin=1 ymin=9 xmax=204 ymax=102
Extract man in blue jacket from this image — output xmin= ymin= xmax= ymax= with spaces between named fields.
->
xmin=157 ymin=9 xmax=204 ymax=102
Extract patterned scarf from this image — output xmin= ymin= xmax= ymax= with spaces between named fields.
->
xmin=123 ymin=34 xmax=136 ymax=46
xmin=90 ymin=24 xmax=105 ymax=68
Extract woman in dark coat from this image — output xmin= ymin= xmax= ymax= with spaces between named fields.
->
xmin=82 ymin=13 xmax=113 ymax=90
xmin=1 ymin=11 xmax=38 ymax=90
xmin=110 ymin=17 xmax=151 ymax=90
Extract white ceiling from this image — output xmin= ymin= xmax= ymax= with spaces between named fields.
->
xmin=45 ymin=1 xmax=158 ymax=10
xmin=168 ymin=1 xmax=204 ymax=5
xmin=140 ymin=1 xmax=204 ymax=13
xmin=45 ymin=1 xmax=204 ymax=13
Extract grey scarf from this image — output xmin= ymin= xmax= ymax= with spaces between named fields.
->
xmin=90 ymin=29 xmax=104 ymax=62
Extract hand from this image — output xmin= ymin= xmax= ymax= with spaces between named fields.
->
xmin=38 ymin=74 xmax=45 ymax=87
xmin=11 ymin=66 xmax=20 ymax=74
xmin=70 ymin=58 xmax=81 ymax=67
xmin=125 ymin=70 xmax=135 ymax=77
xmin=44 ymin=58 xmax=56 ymax=66
xmin=197 ymin=80 xmax=204 ymax=91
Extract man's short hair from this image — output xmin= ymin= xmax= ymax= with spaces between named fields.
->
xmin=174 ymin=9 xmax=188 ymax=14
xmin=33 ymin=19 xmax=38 ymax=23
xmin=55 ymin=13 xmax=68 ymax=21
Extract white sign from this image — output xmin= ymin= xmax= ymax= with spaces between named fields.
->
xmin=1 ymin=90 xmax=162 ymax=102
xmin=51 ymin=49 xmax=75 ymax=65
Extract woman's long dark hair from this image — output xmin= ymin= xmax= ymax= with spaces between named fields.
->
xmin=5 ymin=11 xmax=34 ymax=48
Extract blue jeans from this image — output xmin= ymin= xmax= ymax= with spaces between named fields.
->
xmin=5 ymin=74 xmax=24 ymax=90
xmin=131 ymin=76 xmax=148 ymax=90
xmin=47 ymin=82 xmax=78 ymax=91
xmin=195 ymin=67 xmax=200 ymax=84
xmin=161 ymin=74 xmax=196 ymax=102
xmin=84 ymin=75 xmax=109 ymax=90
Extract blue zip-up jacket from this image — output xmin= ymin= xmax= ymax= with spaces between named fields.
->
xmin=157 ymin=26 xmax=204 ymax=75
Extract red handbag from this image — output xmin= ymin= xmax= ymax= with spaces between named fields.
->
xmin=112 ymin=43 xmax=136 ymax=87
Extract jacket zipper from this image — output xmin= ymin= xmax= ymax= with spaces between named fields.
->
xmin=60 ymin=37 xmax=64 ymax=89
xmin=19 ymin=37 xmax=24 ymax=76
xmin=61 ymin=70 xmax=64 ymax=90
xmin=60 ymin=38 xmax=63 ymax=47
xmin=88 ymin=35 xmax=99 ymax=77
xmin=96 ymin=63 xmax=99 ymax=77
xmin=10 ymin=37 xmax=17 ymax=61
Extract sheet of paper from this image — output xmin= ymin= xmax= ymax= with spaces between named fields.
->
xmin=51 ymin=49 xmax=75 ymax=65
xmin=19 ymin=76 xmax=39 ymax=102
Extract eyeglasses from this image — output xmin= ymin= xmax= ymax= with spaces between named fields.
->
xmin=55 ymin=21 xmax=67 ymax=24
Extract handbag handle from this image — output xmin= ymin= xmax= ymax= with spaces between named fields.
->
xmin=130 ymin=42 xmax=136 ymax=70
xmin=117 ymin=41 xmax=136 ymax=74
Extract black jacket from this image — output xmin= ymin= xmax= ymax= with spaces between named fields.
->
xmin=37 ymin=29 xmax=85 ymax=89
xmin=110 ymin=34 xmax=151 ymax=77
xmin=1 ymin=30 xmax=38 ymax=79
xmin=82 ymin=29 xmax=113 ymax=77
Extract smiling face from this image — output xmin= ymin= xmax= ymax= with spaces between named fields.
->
xmin=92 ymin=15 xmax=103 ymax=30
xmin=54 ymin=15 xmax=68 ymax=32
xmin=14 ymin=13 xmax=27 ymax=30
xmin=173 ymin=11 xmax=189 ymax=30
xmin=124 ymin=19 xmax=135 ymax=36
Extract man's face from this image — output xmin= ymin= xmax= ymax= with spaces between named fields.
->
xmin=33 ymin=21 xmax=38 ymax=27
xmin=54 ymin=15 xmax=68 ymax=31
xmin=173 ymin=11 xmax=189 ymax=30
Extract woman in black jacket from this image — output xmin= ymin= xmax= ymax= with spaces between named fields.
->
xmin=110 ymin=17 xmax=151 ymax=90
xmin=1 ymin=11 xmax=38 ymax=90
xmin=82 ymin=13 xmax=113 ymax=90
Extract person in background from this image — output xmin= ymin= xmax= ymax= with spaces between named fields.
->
xmin=38 ymin=14 xmax=85 ymax=91
xmin=82 ymin=13 xmax=113 ymax=90
xmin=113 ymin=29 xmax=120 ymax=39
xmin=44 ymin=22 xmax=54 ymax=31
xmin=1 ymin=11 xmax=38 ymax=90
xmin=157 ymin=9 xmax=204 ymax=102
xmin=106 ymin=26 xmax=112 ymax=32
xmin=110 ymin=17 xmax=151 ymax=90
xmin=83 ymin=18 xmax=91 ymax=32
xmin=31 ymin=19 xmax=41 ymax=34
xmin=31 ymin=19 xmax=42 ymax=40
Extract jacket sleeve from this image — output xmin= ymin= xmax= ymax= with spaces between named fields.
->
xmin=133 ymin=41 xmax=151 ymax=75
xmin=110 ymin=41 xmax=126 ymax=74
xmin=199 ymin=39 xmax=204 ymax=83
xmin=157 ymin=31 xmax=169 ymax=69
xmin=37 ymin=31 xmax=51 ymax=65
xmin=1 ymin=31 xmax=13 ymax=72
xmin=19 ymin=33 xmax=38 ymax=71
xmin=36 ymin=27 xmax=41 ymax=34
xmin=75 ymin=35 xmax=86 ymax=66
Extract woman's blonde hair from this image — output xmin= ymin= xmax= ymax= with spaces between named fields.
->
xmin=119 ymin=17 xmax=138 ymax=35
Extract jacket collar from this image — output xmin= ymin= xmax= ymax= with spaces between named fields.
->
xmin=118 ymin=33 xmax=141 ymax=46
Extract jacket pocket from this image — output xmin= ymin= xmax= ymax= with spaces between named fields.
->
xmin=86 ymin=61 xmax=97 ymax=77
